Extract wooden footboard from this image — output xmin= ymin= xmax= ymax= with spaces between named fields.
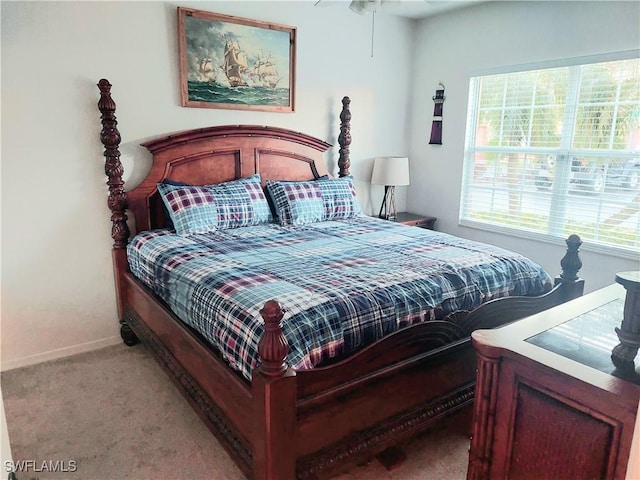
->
xmin=294 ymin=336 xmax=476 ymax=479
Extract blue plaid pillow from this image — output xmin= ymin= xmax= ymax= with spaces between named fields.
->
xmin=160 ymin=179 xmax=189 ymax=230
xmin=266 ymin=176 xmax=363 ymax=226
xmin=316 ymin=176 xmax=363 ymax=221
xmin=209 ymin=174 xmax=273 ymax=229
xmin=267 ymin=180 xmax=324 ymax=226
xmin=157 ymin=175 xmax=272 ymax=235
xmin=157 ymin=183 xmax=219 ymax=234
xmin=265 ymin=175 xmax=328 ymax=223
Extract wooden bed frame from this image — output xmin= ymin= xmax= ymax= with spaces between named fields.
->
xmin=97 ymin=79 xmax=585 ymax=480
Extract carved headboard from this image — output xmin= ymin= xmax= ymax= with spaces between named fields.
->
xmin=97 ymin=79 xmax=352 ymax=235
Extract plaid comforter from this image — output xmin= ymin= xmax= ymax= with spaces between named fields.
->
xmin=127 ymin=216 xmax=553 ymax=380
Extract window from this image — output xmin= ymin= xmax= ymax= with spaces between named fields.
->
xmin=461 ymin=55 xmax=640 ymax=258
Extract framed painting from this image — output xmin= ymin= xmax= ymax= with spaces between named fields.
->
xmin=178 ymin=7 xmax=296 ymax=112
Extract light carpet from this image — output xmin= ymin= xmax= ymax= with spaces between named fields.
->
xmin=2 ymin=344 xmax=471 ymax=479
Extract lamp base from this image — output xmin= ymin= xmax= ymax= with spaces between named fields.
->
xmin=377 ymin=186 xmax=397 ymax=220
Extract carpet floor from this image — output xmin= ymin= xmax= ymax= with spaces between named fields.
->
xmin=2 ymin=344 xmax=471 ymax=479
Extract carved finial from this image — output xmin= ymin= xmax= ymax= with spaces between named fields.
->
xmin=98 ymin=79 xmax=129 ymax=249
xmin=338 ymin=96 xmax=351 ymax=177
xmin=257 ymin=300 xmax=289 ymax=377
xmin=560 ymin=234 xmax=582 ymax=282
xmin=98 ymin=79 xmax=116 ymax=112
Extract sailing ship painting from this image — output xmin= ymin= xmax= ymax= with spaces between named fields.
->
xmin=253 ymin=51 xmax=281 ymax=89
xmin=223 ymin=39 xmax=249 ymax=87
xmin=178 ymin=8 xmax=296 ymax=112
xmin=197 ymin=57 xmax=218 ymax=83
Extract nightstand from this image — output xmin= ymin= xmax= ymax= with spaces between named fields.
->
xmin=390 ymin=212 xmax=437 ymax=230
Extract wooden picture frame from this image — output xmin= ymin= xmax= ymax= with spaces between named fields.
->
xmin=177 ymin=7 xmax=296 ymax=112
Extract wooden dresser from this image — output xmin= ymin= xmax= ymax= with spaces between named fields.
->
xmin=467 ymin=283 xmax=640 ymax=480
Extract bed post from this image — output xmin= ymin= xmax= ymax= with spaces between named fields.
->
xmin=338 ymin=96 xmax=351 ymax=177
xmin=554 ymin=234 xmax=584 ymax=302
xmin=253 ymin=300 xmax=297 ymax=480
xmin=97 ymin=79 xmax=138 ymax=346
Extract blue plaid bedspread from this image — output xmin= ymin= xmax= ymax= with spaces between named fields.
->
xmin=127 ymin=217 xmax=553 ymax=380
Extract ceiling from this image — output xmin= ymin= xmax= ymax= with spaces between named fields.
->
xmin=380 ymin=0 xmax=483 ymax=19
xmin=313 ymin=1 xmax=485 ymax=19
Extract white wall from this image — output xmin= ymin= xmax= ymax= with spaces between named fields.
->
xmin=408 ymin=0 xmax=640 ymax=292
xmin=0 ymin=1 xmax=413 ymax=369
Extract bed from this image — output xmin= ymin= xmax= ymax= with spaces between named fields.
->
xmin=97 ymin=78 xmax=585 ymax=480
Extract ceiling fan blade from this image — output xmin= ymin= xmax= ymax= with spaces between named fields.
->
xmin=315 ymin=0 xmax=408 ymax=15
xmin=349 ymin=1 xmax=369 ymax=14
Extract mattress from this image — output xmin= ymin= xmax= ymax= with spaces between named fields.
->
xmin=127 ymin=216 xmax=553 ymax=380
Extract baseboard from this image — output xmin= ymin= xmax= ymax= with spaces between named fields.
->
xmin=0 ymin=336 xmax=121 ymax=372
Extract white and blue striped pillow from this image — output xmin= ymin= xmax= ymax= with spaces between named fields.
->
xmin=266 ymin=176 xmax=363 ymax=226
xmin=158 ymin=174 xmax=272 ymax=235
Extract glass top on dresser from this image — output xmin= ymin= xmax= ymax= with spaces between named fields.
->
xmin=526 ymin=298 xmax=640 ymax=385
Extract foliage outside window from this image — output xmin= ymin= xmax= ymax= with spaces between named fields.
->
xmin=461 ymin=55 xmax=640 ymax=258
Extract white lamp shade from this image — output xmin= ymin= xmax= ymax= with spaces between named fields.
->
xmin=371 ymin=157 xmax=410 ymax=186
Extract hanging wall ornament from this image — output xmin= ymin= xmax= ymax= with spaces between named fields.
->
xmin=429 ymin=83 xmax=445 ymax=145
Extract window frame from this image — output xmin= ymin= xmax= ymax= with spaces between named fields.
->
xmin=460 ymin=50 xmax=640 ymax=260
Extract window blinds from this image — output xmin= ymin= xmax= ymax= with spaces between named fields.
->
xmin=460 ymin=57 xmax=640 ymax=258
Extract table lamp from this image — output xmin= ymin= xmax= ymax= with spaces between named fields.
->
xmin=371 ymin=156 xmax=410 ymax=220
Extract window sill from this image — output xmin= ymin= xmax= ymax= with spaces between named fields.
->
xmin=458 ymin=219 xmax=640 ymax=261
